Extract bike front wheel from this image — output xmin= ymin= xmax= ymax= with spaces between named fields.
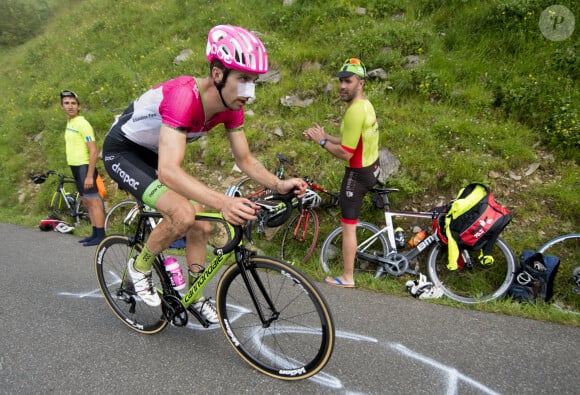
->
xmin=216 ymin=256 xmax=335 ymax=380
xmin=320 ymin=221 xmax=388 ymax=274
xmin=280 ymin=209 xmax=319 ymax=265
xmin=94 ymin=235 xmax=168 ymax=334
xmin=427 ymin=237 xmax=516 ymax=304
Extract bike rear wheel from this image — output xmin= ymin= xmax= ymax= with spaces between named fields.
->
xmin=280 ymin=209 xmax=319 ymax=265
xmin=104 ymin=199 xmax=141 ymax=235
xmin=320 ymin=222 xmax=388 ymax=274
xmin=94 ymin=235 xmax=168 ymax=334
xmin=537 ymin=233 xmax=580 ymax=309
xmin=216 ymin=256 xmax=335 ymax=380
xmin=427 ymin=237 xmax=516 ymax=304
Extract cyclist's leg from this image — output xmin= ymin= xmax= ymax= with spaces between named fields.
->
xmin=329 ymin=165 xmax=377 ymax=286
xmin=339 ymin=221 xmax=357 ymax=285
xmin=184 ymin=203 xmax=211 ymax=276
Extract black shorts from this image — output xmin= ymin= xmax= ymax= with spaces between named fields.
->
xmin=70 ymin=165 xmax=100 ymax=198
xmin=102 ymin=126 xmax=163 ymax=205
xmin=340 ymin=160 xmax=380 ymax=224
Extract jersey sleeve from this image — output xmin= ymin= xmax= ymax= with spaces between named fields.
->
xmin=340 ymin=102 xmax=364 ymax=153
xmin=158 ymin=83 xmax=197 ymax=130
xmin=78 ymin=118 xmax=95 ymax=143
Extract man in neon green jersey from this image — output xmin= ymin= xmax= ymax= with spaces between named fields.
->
xmin=304 ymin=58 xmax=380 ymax=288
xmin=60 ymin=90 xmax=106 ymax=246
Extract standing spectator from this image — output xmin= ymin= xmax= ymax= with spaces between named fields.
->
xmin=60 ymin=90 xmax=106 ymax=246
xmin=303 ymin=58 xmax=380 ymax=288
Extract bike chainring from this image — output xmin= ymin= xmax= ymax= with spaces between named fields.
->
xmin=161 ymin=294 xmax=188 ymax=326
xmin=381 ymin=253 xmax=409 ymax=276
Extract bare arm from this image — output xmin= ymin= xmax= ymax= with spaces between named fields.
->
xmin=156 ymin=124 xmax=258 ymax=224
xmin=303 ymin=122 xmax=353 ymax=162
xmin=228 ymin=130 xmax=307 ymax=195
xmin=84 ymin=141 xmax=99 ymax=189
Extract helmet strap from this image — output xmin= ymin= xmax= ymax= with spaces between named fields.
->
xmin=213 ymin=68 xmax=233 ymax=110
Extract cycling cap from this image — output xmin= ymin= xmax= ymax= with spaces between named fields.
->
xmin=60 ymin=90 xmax=79 ymax=100
xmin=337 ymin=58 xmax=366 ymax=79
xmin=206 ymin=25 xmax=268 ymax=74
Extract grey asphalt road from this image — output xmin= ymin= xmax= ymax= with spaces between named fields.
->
xmin=1 ymin=223 xmax=578 ymax=394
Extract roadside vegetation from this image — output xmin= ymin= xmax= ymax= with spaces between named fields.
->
xmin=0 ymin=0 xmax=577 ymax=325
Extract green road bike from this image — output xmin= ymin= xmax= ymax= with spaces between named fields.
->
xmin=94 ymin=198 xmax=335 ymax=380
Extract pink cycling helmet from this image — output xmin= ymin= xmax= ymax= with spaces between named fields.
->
xmin=206 ymin=25 xmax=268 ymax=74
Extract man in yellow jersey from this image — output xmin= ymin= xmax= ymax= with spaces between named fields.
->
xmin=60 ymin=90 xmax=106 ymax=246
xmin=304 ymin=58 xmax=380 ymax=288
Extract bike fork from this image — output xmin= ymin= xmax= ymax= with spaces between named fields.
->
xmin=237 ymin=257 xmax=279 ymax=326
xmin=293 ymin=211 xmax=310 ymax=242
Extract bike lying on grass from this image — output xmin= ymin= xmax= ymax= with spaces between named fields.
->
xmin=94 ymin=195 xmax=335 ymax=380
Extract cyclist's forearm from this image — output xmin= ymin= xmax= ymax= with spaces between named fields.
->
xmin=325 ymin=134 xmax=341 ymax=145
xmin=238 ymin=157 xmax=281 ymax=192
xmin=322 ymin=141 xmax=352 ymax=162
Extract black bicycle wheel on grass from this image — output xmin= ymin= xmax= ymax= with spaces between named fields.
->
xmin=216 ymin=256 xmax=335 ymax=380
xmin=94 ymin=235 xmax=168 ymax=334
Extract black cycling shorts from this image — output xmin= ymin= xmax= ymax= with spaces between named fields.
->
xmin=102 ymin=126 xmax=166 ymax=206
xmin=340 ymin=160 xmax=380 ymax=224
xmin=70 ymin=165 xmax=100 ymax=198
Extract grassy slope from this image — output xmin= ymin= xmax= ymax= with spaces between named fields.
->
xmin=0 ymin=0 xmax=578 ymax=324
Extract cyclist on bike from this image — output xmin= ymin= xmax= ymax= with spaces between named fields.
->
xmin=60 ymin=90 xmax=106 ymax=246
xmin=303 ymin=58 xmax=379 ymax=288
xmin=102 ymin=25 xmax=307 ymax=320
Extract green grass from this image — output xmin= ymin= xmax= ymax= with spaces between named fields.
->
xmin=0 ymin=0 xmax=578 ymax=325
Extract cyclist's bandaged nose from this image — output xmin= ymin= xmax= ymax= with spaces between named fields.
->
xmin=238 ymin=82 xmax=255 ymax=99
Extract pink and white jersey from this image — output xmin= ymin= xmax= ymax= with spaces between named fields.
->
xmin=116 ymin=76 xmax=244 ymax=152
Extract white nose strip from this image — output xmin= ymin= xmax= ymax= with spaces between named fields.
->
xmin=238 ymin=82 xmax=256 ymax=99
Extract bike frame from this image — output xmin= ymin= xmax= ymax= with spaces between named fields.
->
xmin=355 ymin=189 xmax=448 ymax=274
xmin=131 ymin=208 xmax=277 ymax=327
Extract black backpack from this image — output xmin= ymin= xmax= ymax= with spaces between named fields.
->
xmin=507 ymin=250 xmax=560 ymax=303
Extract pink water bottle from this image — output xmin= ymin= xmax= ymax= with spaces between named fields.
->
xmin=163 ymin=256 xmax=186 ymax=290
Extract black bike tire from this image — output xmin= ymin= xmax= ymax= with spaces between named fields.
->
xmin=280 ymin=209 xmax=319 ymax=265
xmin=104 ymin=199 xmax=140 ymax=235
xmin=94 ymin=235 xmax=168 ymax=334
xmin=319 ymin=221 xmax=389 ymax=274
xmin=215 ymin=256 xmax=335 ymax=380
xmin=426 ymin=237 xmax=516 ymax=304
